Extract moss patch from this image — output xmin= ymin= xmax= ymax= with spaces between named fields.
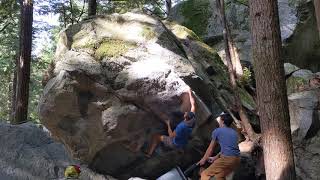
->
xmin=286 ymin=76 xmax=308 ymax=94
xmin=141 ymin=25 xmax=156 ymax=40
xmin=170 ymin=23 xmax=200 ymax=41
xmin=72 ymin=41 xmax=96 ymax=50
xmin=238 ymin=87 xmax=256 ymax=111
xmin=95 ymin=39 xmax=137 ymax=60
xmin=180 ymin=0 xmax=211 ymax=37
xmin=196 ymin=41 xmax=226 ymax=72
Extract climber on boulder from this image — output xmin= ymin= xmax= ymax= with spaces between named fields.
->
xmin=198 ymin=113 xmax=240 ymax=180
xmin=145 ymin=88 xmax=196 ymax=157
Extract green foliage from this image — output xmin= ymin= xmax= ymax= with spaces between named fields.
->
xmin=180 ymin=0 xmax=211 ymax=37
xmin=0 ymin=0 xmax=57 ymax=122
xmin=99 ymin=0 xmax=166 ymax=16
xmin=28 ymin=44 xmax=55 ymax=123
xmin=239 ymin=67 xmax=252 ymax=86
xmin=286 ymin=76 xmax=308 ymax=94
xmin=0 ymin=0 xmax=19 ymax=122
xmin=37 ymin=0 xmax=88 ymax=28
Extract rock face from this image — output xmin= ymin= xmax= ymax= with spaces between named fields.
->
xmin=39 ymin=12 xmax=244 ymax=179
xmin=285 ymin=63 xmax=320 ymax=180
xmin=170 ymin=0 xmax=320 ymax=72
xmin=0 ymin=122 xmax=113 ymax=180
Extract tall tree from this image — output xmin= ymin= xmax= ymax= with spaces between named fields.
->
xmin=165 ymin=0 xmax=172 ymax=16
xmin=10 ymin=57 xmax=18 ymax=122
xmin=314 ymin=0 xmax=320 ymax=37
xmin=88 ymin=0 xmax=97 ymax=16
xmin=215 ymin=0 xmax=243 ymax=77
xmin=216 ymin=0 xmax=257 ymax=142
xmin=14 ymin=0 xmax=33 ymax=124
xmin=249 ymin=0 xmax=296 ymax=179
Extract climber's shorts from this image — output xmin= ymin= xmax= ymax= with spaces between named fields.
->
xmin=162 ymin=135 xmax=176 ymax=149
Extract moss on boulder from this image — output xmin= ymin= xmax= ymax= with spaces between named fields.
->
xmin=238 ymin=87 xmax=256 ymax=111
xmin=141 ymin=25 xmax=156 ymax=40
xmin=286 ymin=76 xmax=309 ymax=94
xmin=169 ymin=22 xmax=201 ymax=41
xmin=95 ymin=39 xmax=137 ymax=60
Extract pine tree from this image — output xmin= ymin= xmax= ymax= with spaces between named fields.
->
xmin=249 ymin=0 xmax=296 ymax=179
xmin=314 ymin=0 xmax=320 ymax=37
xmin=216 ymin=0 xmax=257 ymax=142
xmin=88 ymin=0 xmax=97 ymax=16
xmin=14 ymin=0 xmax=33 ymax=124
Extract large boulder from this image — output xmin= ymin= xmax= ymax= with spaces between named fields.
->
xmin=285 ymin=65 xmax=320 ymax=180
xmin=170 ymin=0 xmax=320 ymax=72
xmin=289 ymin=90 xmax=320 ymax=140
xmin=39 ymin=12 xmax=242 ymax=179
xmin=0 ymin=122 xmax=113 ymax=180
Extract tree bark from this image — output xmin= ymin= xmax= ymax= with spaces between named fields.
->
xmin=314 ymin=0 xmax=320 ymax=38
xmin=88 ymin=0 xmax=97 ymax=16
xmin=14 ymin=0 xmax=33 ymax=124
xmin=69 ymin=0 xmax=74 ymax=24
xmin=165 ymin=0 xmax=172 ymax=17
xmin=249 ymin=0 xmax=296 ymax=179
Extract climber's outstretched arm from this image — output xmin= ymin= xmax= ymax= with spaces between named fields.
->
xmin=188 ymin=88 xmax=196 ymax=113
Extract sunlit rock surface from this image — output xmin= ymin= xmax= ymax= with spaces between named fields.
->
xmin=39 ymin=12 xmax=241 ymax=179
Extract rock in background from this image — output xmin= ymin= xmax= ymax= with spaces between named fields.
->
xmin=285 ymin=63 xmax=320 ymax=180
xmin=170 ymin=0 xmax=320 ymax=72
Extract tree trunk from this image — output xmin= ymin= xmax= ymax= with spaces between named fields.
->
xmin=165 ymin=0 xmax=172 ymax=17
xmin=69 ymin=0 xmax=74 ymax=24
xmin=10 ymin=57 xmax=18 ymax=122
xmin=88 ymin=0 xmax=97 ymax=16
xmin=216 ymin=0 xmax=243 ymax=77
xmin=217 ymin=0 xmax=258 ymax=142
xmin=14 ymin=0 xmax=33 ymax=124
xmin=227 ymin=27 xmax=243 ymax=77
xmin=217 ymin=0 xmax=236 ymax=88
xmin=249 ymin=0 xmax=296 ymax=179
xmin=314 ymin=0 xmax=320 ymax=37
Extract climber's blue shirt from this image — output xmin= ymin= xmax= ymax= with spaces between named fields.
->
xmin=212 ymin=127 xmax=240 ymax=156
xmin=173 ymin=121 xmax=193 ymax=148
